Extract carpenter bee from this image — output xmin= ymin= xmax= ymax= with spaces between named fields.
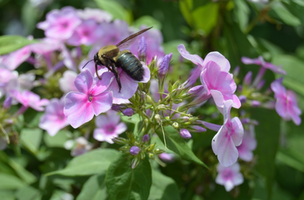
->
xmin=83 ymin=27 xmax=152 ymax=92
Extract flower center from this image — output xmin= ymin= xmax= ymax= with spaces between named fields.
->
xmin=88 ymin=94 xmax=93 ymax=102
xmin=105 ymin=125 xmax=115 ymax=134
xmin=222 ymin=170 xmax=232 ymax=180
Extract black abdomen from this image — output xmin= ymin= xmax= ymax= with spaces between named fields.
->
xmin=116 ymin=52 xmax=144 ymax=81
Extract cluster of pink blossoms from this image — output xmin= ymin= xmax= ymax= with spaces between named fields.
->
xmin=0 ymin=6 xmax=302 ymax=193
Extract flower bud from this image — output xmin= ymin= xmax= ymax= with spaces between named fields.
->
xmin=256 ymin=79 xmax=265 ymax=90
xmin=112 ymin=137 xmax=128 ymax=145
xmin=122 ymin=108 xmax=134 ymax=116
xmin=233 ymin=66 xmax=240 ymax=77
xmin=130 ymin=146 xmax=140 ymax=155
xmin=142 ymin=134 xmax=150 ymax=142
xmin=155 ymin=114 xmax=161 ymax=123
xmin=251 ymin=100 xmax=260 ymax=107
xmin=239 ymin=95 xmax=247 ymax=104
xmin=3 ymin=96 xmax=12 ymax=109
xmin=172 ymin=122 xmax=179 ymax=129
xmin=148 ymin=153 xmax=155 ymax=159
xmin=179 ymin=129 xmax=191 ymax=139
xmin=153 ymin=148 xmax=164 ymax=154
xmin=145 ymin=143 xmax=156 ymax=151
xmin=159 ymin=153 xmax=175 ymax=163
xmin=138 ymin=36 xmax=147 ymax=62
xmin=158 ymin=53 xmax=172 ymax=77
xmin=243 ymin=71 xmax=252 ymax=85
xmin=131 ymin=157 xmax=140 ymax=169
xmin=190 ymin=125 xmax=206 ymax=132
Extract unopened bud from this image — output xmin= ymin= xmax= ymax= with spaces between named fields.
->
xmin=145 ymin=143 xmax=156 ymax=152
xmin=112 ymin=137 xmax=128 ymax=145
xmin=3 ymin=96 xmax=12 ymax=109
xmin=155 ymin=114 xmax=161 ymax=123
xmin=239 ymin=95 xmax=247 ymax=104
xmin=142 ymin=134 xmax=150 ymax=142
xmin=130 ymin=146 xmax=140 ymax=155
xmin=153 ymin=148 xmax=164 ymax=154
xmin=256 ymin=79 xmax=265 ymax=90
xmin=131 ymin=157 xmax=140 ymax=169
xmin=138 ymin=36 xmax=147 ymax=62
xmin=191 ymin=125 xmax=206 ymax=132
xmin=251 ymin=100 xmax=260 ymax=107
xmin=172 ymin=122 xmax=179 ymax=129
xmin=148 ymin=153 xmax=155 ymax=159
xmin=122 ymin=108 xmax=134 ymax=116
xmin=158 ymin=53 xmax=172 ymax=77
xmin=179 ymin=129 xmax=191 ymax=139
xmin=243 ymin=71 xmax=252 ymax=85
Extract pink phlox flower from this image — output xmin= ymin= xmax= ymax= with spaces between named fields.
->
xmin=241 ymin=56 xmax=286 ymax=75
xmin=30 ymin=38 xmax=62 ymax=55
xmin=178 ymin=44 xmax=231 ymax=88
xmin=64 ymin=69 xmax=113 ymax=128
xmin=39 ymin=98 xmax=69 ymax=136
xmin=11 ymin=90 xmax=49 ymax=111
xmin=271 ymin=78 xmax=302 ymax=125
xmin=159 ymin=152 xmax=175 ymax=163
xmin=67 ymin=19 xmax=100 ymax=46
xmin=77 ymin=8 xmax=112 ymax=23
xmin=97 ymin=20 xmax=129 ymax=46
xmin=102 ymin=64 xmax=150 ymax=104
xmin=216 ymin=162 xmax=244 ymax=192
xmin=0 ymin=46 xmax=31 ymax=70
xmin=59 ymin=70 xmax=78 ymax=93
xmin=37 ymin=6 xmax=81 ymax=41
xmin=93 ymin=110 xmax=127 ymax=143
xmin=237 ymin=126 xmax=257 ymax=162
xmin=201 ymin=61 xmax=241 ymax=109
xmin=212 ymin=100 xmax=244 ymax=167
xmin=61 ymin=44 xmax=76 ymax=70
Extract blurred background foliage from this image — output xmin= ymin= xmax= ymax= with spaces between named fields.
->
xmin=0 ymin=0 xmax=304 ymax=199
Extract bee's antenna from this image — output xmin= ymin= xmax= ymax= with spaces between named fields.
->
xmin=82 ymin=59 xmax=94 ymax=69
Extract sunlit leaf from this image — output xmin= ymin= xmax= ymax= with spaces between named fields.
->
xmin=77 ymin=174 xmax=107 ymax=200
xmin=0 ymin=35 xmax=37 ymax=55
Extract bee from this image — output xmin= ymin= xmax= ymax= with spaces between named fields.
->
xmin=83 ymin=27 xmax=152 ymax=92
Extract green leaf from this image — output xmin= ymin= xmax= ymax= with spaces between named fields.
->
xmin=20 ymin=128 xmax=42 ymax=155
xmin=46 ymin=149 xmax=120 ymax=177
xmin=271 ymin=54 xmax=304 ymax=97
xmin=106 ymin=155 xmax=152 ymax=200
xmin=44 ymin=130 xmax=71 ymax=148
xmin=121 ymin=114 xmax=141 ymax=135
xmin=15 ymin=186 xmax=41 ymax=200
xmin=192 ymin=0 xmax=211 ymax=9
xmin=179 ymin=0 xmax=194 ymax=27
xmin=156 ymin=126 xmax=206 ymax=167
xmin=233 ymin=0 xmax=250 ymax=31
xmin=192 ymin=3 xmax=219 ymax=35
xmin=76 ymin=174 xmax=107 ymax=200
xmin=0 ymin=190 xmax=15 ymax=200
xmin=276 ymin=150 xmax=304 ymax=173
xmin=132 ymin=16 xmax=161 ymax=30
xmin=283 ymin=0 xmax=304 ymax=26
xmin=94 ymin=0 xmax=132 ymax=24
xmin=149 ymin=170 xmax=180 ymax=200
xmin=252 ymin=108 xmax=280 ymax=199
xmin=0 ymin=173 xmax=25 ymax=190
xmin=268 ymin=1 xmax=301 ymax=26
xmin=0 ymin=35 xmax=37 ymax=55
xmin=223 ymin=21 xmax=257 ymax=67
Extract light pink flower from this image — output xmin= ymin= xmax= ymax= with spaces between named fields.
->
xmin=97 ymin=20 xmax=129 ymax=46
xmin=212 ymin=100 xmax=244 ymax=167
xmin=67 ymin=20 xmax=100 ymax=46
xmin=216 ymin=163 xmax=244 ymax=191
xmin=37 ymin=6 xmax=81 ymax=40
xmin=93 ymin=110 xmax=127 ymax=144
xmin=271 ymin=78 xmax=301 ymax=125
xmin=237 ymin=127 xmax=257 ymax=162
xmin=77 ymin=8 xmax=112 ymax=23
xmin=64 ymin=69 xmax=113 ymax=128
xmin=102 ymin=64 xmax=150 ymax=103
xmin=0 ymin=46 xmax=31 ymax=70
xmin=11 ymin=90 xmax=49 ymax=111
xmin=39 ymin=98 xmax=69 ymax=136
xmin=59 ymin=70 xmax=78 ymax=93
xmin=178 ymin=44 xmax=230 ymax=88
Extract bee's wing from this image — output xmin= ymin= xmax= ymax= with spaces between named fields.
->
xmin=116 ymin=27 xmax=152 ymax=49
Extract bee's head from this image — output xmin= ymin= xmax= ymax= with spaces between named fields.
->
xmin=94 ymin=53 xmax=99 ymax=64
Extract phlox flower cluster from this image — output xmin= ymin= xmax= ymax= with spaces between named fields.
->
xmin=0 ymin=5 xmax=301 ymax=194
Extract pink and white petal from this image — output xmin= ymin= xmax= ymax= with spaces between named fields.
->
xmin=139 ymin=64 xmax=150 ymax=83
xmin=106 ymin=110 xmax=121 ymax=125
xmin=95 ymin=115 xmax=111 ymax=128
xmin=239 ymin=149 xmax=253 ymax=162
xmin=114 ymin=122 xmax=127 ymax=134
xmin=3 ymin=46 xmax=32 ymax=70
xmin=93 ymin=128 xmax=107 ymax=141
xmin=64 ymin=92 xmax=87 ymax=116
xmin=224 ymin=180 xmax=234 ymax=192
xmin=210 ymin=90 xmax=225 ymax=114
xmin=39 ymin=115 xmax=68 ymax=136
xmin=109 ymin=71 xmax=139 ymax=99
xmin=177 ymin=44 xmax=204 ymax=66
xmin=93 ymin=72 xmax=114 ymax=94
xmin=275 ymin=98 xmax=288 ymax=119
xmin=112 ymin=97 xmax=131 ymax=104
xmin=74 ymin=70 xmax=93 ymax=94
xmin=203 ymin=51 xmax=231 ymax=72
xmin=67 ymin=102 xmax=94 ymax=128
xmin=230 ymin=117 xmax=244 ymax=146
xmin=241 ymin=57 xmax=261 ymax=65
xmin=271 ymin=79 xmax=285 ymax=98
xmin=231 ymin=172 xmax=244 ymax=186
xmin=91 ymin=92 xmax=113 ymax=116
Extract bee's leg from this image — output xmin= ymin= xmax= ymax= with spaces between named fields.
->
xmin=111 ymin=63 xmax=122 ymax=93
xmin=95 ymin=63 xmax=102 ymax=80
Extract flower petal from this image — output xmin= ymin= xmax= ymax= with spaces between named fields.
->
xmin=74 ymin=69 xmax=93 ymax=94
